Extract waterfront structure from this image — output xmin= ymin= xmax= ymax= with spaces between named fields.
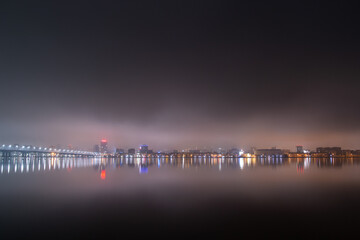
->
xmin=139 ymin=145 xmax=148 ymax=154
xmin=316 ymin=147 xmax=342 ymax=156
xmin=0 ymin=144 xmax=99 ymax=157
xmin=228 ymin=148 xmax=240 ymax=155
xmin=253 ymin=147 xmax=284 ymax=156
xmin=296 ymin=146 xmax=304 ymax=153
xmin=100 ymin=139 xmax=108 ymax=153
xmin=128 ymin=148 xmax=135 ymax=154
xmin=116 ymin=148 xmax=125 ymax=154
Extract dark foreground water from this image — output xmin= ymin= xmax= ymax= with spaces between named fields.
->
xmin=1 ymin=156 xmax=360 ymax=239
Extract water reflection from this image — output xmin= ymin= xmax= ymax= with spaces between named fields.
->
xmin=1 ymin=156 xmax=360 ymax=177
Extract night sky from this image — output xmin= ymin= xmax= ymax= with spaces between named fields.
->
xmin=0 ymin=1 xmax=359 ymax=150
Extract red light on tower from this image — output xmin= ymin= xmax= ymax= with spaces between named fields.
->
xmin=101 ymin=139 xmax=107 ymax=143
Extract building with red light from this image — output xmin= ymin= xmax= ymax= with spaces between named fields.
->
xmin=100 ymin=139 xmax=108 ymax=153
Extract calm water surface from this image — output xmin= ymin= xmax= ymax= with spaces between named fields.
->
xmin=1 ymin=156 xmax=360 ymax=238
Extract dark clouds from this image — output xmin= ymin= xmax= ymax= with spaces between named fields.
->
xmin=0 ymin=0 xmax=360 ymax=150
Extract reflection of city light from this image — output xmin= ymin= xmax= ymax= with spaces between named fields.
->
xmin=239 ymin=158 xmax=244 ymax=169
xmin=304 ymin=158 xmax=310 ymax=169
xmin=100 ymin=170 xmax=106 ymax=180
xmin=139 ymin=166 xmax=148 ymax=174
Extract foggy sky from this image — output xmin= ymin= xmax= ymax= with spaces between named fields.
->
xmin=1 ymin=1 xmax=360 ymax=151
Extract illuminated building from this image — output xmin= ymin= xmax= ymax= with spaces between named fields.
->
xmin=139 ymin=144 xmax=149 ymax=154
xmin=254 ymin=147 xmax=284 ymax=156
xmin=296 ymin=146 xmax=304 ymax=153
xmin=128 ymin=148 xmax=135 ymax=154
xmin=100 ymin=139 xmax=108 ymax=153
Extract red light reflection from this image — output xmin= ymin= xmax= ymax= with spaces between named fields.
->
xmin=101 ymin=170 xmax=106 ymax=180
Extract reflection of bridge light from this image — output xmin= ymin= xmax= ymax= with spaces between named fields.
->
xmin=100 ymin=170 xmax=106 ymax=180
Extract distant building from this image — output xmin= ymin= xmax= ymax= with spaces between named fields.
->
xmin=228 ymin=148 xmax=240 ymax=155
xmin=352 ymin=150 xmax=360 ymax=156
xmin=217 ymin=148 xmax=226 ymax=154
xmin=296 ymin=146 xmax=304 ymax=153
xmin=116 ymin=148 xmax=125 ymax=154
xmin=139 ymin=145 xmax=149 ymax=154
xmin=316 ymin=147 xmax=342 ymax=156
xmin=250 ymin=147 xmax=256 ymax=154
xmin=282 ymin=149 xmax=290 ymax=154
xmin=342 ymin=150 xmax=352 ymax=157
xmin=100 ymin=139 xmax=108 ymax=153
xmin=128 ymin=148 xmax=135 ymax=154
xmin=254 ymin=147 xmax=284 ymax=156
xmin=93 ymin=145 xmax=100 ymax=152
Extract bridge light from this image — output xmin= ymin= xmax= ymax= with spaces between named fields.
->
xmin=22 ymin=146 xmax=25 ymax=148
xmin=9 ymin=145 xmax=12 ymax=148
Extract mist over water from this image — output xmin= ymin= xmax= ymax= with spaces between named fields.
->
xmin=1 ymin=156 xmax=360 ymax=238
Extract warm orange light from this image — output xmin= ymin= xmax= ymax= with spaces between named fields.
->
xmin=100 ymin=170 xmax=106 ymax=180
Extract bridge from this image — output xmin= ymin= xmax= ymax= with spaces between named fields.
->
xmin=0 ymin=144 xmax=101 ymax=157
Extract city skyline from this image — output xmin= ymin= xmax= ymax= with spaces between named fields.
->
xmin=3 ymin=139 xmax=360 ymax=156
